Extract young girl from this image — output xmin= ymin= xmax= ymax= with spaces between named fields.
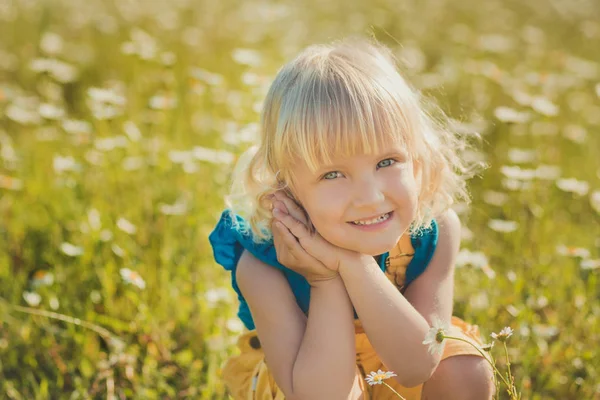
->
xmin=209 ymin=37 xmax=493 ymax=399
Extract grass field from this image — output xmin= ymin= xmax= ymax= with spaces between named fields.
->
xmin=1 ymin=0 xmax=599 ymax=398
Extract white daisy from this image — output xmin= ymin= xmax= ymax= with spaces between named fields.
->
xmin=556 ymin=245 xmax=590 ymax=259
xmin=0 ymin=175 xmax=23 ymax=191
xmin=204 ymin=287 xmax=232 ymax=307
xmin=480 ymin=342 xmax=495 ymax=352
xmin=531 ymin=96 xmax=559 ymax=116
xmin=40 ymin=32 xmax=64 ymax=55
xmin=488 ymin=219 xmax=519 ymax=233
xmin=60 ymin=242 xmax=84 ymax=257
xmin=192 ymin=146 xmax=235 ymax=165
xmin=119 ymin=268 xmax=146 ymax=289
xmin=422 ymin=316 xmax=449 ymax=356
xmin=556 ymin=178 xmax=589 ymax=196
xmin=365 ymin=369 xmax=397 ymax=386
xmin=53 ymin=155 xmax=79 ymax=174
xmin=491 ymin=326 xmax=514 ymax=342
xmin=231 ymin=48 xmax=263 ymax=67
xmin=23 ymin=291 xmax=42 ymax=307
xmin=87 ymin=87 xmax=126 ymax=106
xmin=117 ymin=218 xmax=137 ymax=235
xmin=507 ymin=148 xmax=537 ymax=164
xmin=493 ymin=106 xmax=530 ymax=123
xmin=30 ymin=270 xmax=54 ymax=288
xmin=581 ymin=259 xmax=600 ymax=270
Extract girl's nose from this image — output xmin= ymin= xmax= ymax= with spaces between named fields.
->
xmin=351 ymin=177 xmax=385 ymax=209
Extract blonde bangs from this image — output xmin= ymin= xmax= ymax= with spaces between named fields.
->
xmin=273 ymin=55 xmax=411 ymax=176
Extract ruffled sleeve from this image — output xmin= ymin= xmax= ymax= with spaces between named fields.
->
xmin=208 ymin=209 xmax=309 ymax=330
xmin=208 ymin=209 xmax=287 ymax=273
xmin=405 ymin=219 xmax=439 ymax=287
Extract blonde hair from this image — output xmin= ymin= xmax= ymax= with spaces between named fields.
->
xmin=224 ymin=36 xmax=482 ymax=243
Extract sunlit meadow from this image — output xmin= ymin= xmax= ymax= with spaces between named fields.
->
xmin=1 ymin=0 xmax=599 ymax=398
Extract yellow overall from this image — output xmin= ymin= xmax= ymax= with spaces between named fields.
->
xmin=222 ymin=234 xmax=486 ymax=399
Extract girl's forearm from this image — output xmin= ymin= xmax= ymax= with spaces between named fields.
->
xmin=339 ymin=258 xmax=435 ymax=387
xmin=292 ymin=275 xmax=357 ymax=399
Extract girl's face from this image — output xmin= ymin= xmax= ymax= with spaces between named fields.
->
xmin=288 ymin=144 xmax=420 ymax=256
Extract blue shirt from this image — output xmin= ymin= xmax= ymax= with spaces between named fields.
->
xmin=208 ymin=209 xmax=438 ymax=330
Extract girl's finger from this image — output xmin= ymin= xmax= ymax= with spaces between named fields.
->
xmin=271 ymin=222 xmax=295 ymax=264
xmin=273 ymin=209 xmax=311 ymax=241
xmin=273 ymin=213 xmax=333 ymax=267
xmin=273 ymin=220 xmax=308 ymax=261
xmin=272 ymin=199 xmax=307 ymax=230
xmin=274 ymin=192 xmax=308 ymax=225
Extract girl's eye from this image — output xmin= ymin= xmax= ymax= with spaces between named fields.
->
xmin=321 ymin=158 xmax=397 ymax=180
xmin=377 ymin=158 xmax=397 ymax=168
xmin=322 ymin=171 xmax=342 ymax=180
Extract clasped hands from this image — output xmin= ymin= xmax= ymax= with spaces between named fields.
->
xmin=269 ymin=190 xmax=365 ymax=287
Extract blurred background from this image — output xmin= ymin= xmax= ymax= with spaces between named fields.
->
xmin=1 ymin=0 xmax=599 ymax=398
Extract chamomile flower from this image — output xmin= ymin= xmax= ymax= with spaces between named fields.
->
xmin=119 ymin=268 xmax=146 ymax=289
xmin=422 ymin=316 xmax=449 ymax=356
xmin=556 ymin=178 xmax=589 ymax=196
xmin=494 ymin=106 xmax=530 ymax=123
xmin=581 ymin=259 xmax=600 ymax=270
xmin=556 ymin=245 xmax=590 ymax=259
xmin=480 ymin=342 xmax=495 ymax=352
xmin=23 ymin=291 xmax=42 ymax=307
xmin=491 ymin=326 xmax=514 ymax=342
xmin=30 ymin=270 xmax=54 ymax=288
xmin=60 ymin=242 xmax=84 ymax=257
xmin=365 ymin=369 xmax=397 ymax=386
xmin=488 ymin=219 xmax=519 ymax=233
xmin=116 ymin=218 xmax=137 ymax=235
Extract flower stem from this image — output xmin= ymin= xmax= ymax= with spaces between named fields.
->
xmin=486 ymin=349 xmax=500 ymax=399
xmin=3 ymin=298 xmax=124 ymax=352
xmin=382 ymin=382 xmax=407 ymax=400
xmin=489 ymin=351 xmax=501 ymax=400
xmin=443 ymin=335 xmax=515 ymax=394
xmin=503 ymin=342 xmax=519 ymax=399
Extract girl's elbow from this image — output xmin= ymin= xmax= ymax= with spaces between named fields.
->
xmin=396 ymin=356 xmax=441 ymax=388
xmin=394 ymin=373 xmax=427 ymax=389
xmin=396 ymin=369 xmax=432 ymax=389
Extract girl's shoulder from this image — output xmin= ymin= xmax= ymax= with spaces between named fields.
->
xmin=208 ymin=209 xmax=285 ymax=273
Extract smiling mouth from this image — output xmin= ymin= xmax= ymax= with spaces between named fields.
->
xmin=348 ymin=211 xmax=392 ymax=226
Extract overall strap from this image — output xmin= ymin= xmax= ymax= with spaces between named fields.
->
xmin=384 ymin=233 xmax=415 ymax=292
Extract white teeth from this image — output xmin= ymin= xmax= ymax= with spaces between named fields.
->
xmin=351 ymin=212 xmax=390 ymax=226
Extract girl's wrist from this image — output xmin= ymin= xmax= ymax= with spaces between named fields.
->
xmin=338 ymin=255 xmax=379 ymax=278
xmin=308 ymin=274 xmax=342 ymax=289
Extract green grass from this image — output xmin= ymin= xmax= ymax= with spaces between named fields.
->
xmin=0 ymin=0 xmax=599 ymax=398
